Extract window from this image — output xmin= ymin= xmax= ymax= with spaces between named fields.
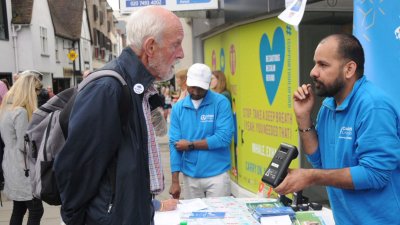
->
xmin=0 ymin=0 xmax=9 ymax=40
xmin=83 ymin=40 xmax=89 ymax=61
xmin=94 ymin=46 xmax=99 ymax=59
xmin=55 ymin=38 xmax=60 ymax=62
xmin=93 ymin=5 xmax=98 ymax=21
xmin=93 ymin=28 xmax=98 ymax=46
xmin=63 ymin=39 xmax=73 ymax=49
xmin=100 ymin=49 xmax=105 ymax=60
xmin=113 ymin=43 xmax=118 ymax=55
xmin=40 ymin=26 xmax=48 ymax=55
xmin=99 ymin=11 xmax=104 ymax=25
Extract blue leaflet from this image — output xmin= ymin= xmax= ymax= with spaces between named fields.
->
xmin=189 ymin=212 xmax=226 ymax=219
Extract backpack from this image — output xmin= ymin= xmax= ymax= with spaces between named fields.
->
xmin=24 ymin=70 xmax=130 ymax=205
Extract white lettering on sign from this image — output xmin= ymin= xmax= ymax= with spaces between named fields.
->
xmin=266 ymin=54 xmax=281 ymax=62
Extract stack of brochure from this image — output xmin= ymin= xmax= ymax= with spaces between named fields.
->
xmin=252 ymin=206 xmax=296 ymax=222
xmin=246 ymin=201 xmax=283 ymax=213
xmin=294 ymin=211 xmax=325 ymax=225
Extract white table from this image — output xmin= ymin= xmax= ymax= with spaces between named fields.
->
xmin=155 ymin=197 xmax=335 ymax=225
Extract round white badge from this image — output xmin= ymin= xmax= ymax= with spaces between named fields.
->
xmin=133 ymin=84 xmax=144 ymax=94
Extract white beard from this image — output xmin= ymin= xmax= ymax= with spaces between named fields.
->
xmin=149 ymin=53 xmax=178 ymax=82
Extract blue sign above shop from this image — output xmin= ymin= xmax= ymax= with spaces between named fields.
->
xmin=177 ymin=0 xmax=211 ymax=4
xmin=121 ymin=0 xmax=218 ymax=12
xmin=125 ymin=0 xmax=166 ymax=7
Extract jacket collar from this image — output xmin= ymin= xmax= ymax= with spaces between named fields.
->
xmin=323 ymin=75 xmax=366 ymax=111
xmin=117 ymin=47 xmax=155 ymax=92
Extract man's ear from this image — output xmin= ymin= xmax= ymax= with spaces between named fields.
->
xmin=143 ymin=37 xmax=156 ymax=57
xmin=344 ymin=61 xmax=357 ymax=79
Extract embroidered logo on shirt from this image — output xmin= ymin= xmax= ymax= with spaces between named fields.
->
xmin=200 ymin=114 xmax=214 ymax=123
xmin=339 ymin=126 xmax=353 ymax=140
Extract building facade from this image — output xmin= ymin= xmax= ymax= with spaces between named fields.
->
xmin=0 ymin=0 xmax=119 ymax=93
xmin=86 ymin=0 xmax=115 ymax=70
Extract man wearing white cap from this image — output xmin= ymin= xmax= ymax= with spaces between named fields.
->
xmin=169 ymin=63 xmax=234 ymax=199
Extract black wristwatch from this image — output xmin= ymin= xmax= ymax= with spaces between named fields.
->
xmin=188 ymin=142 xmax=195 ymax=150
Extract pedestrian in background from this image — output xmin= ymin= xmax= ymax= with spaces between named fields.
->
xmin=275 ymin=34 xmax=400 ymax=224
xmin=162 ymin=86 xmax=172 ymax=121
xmin=1 ymin=79 xmax=10 ymax=90
xmin=210 ymin=70 xmax=231 ymax=103
xmin=82 ymin=70 xmax=91 ymax=79
xmin=0 ymin=80 xmax=9 ymax=104
xmin=17 ymin=70 xmax=49 ymax=107
xmin=47 ymin=86 xmax=55 ymax=98
xmin=174 ymin=69 xmax=188 ymax=102
xmin=35 ymin=73 xmax=49 ymax=107
xmin=169 ymin=63 xmax=234 ymax=199
xmin=0 ymin=72 xmax=44 ymax=225
xmin=54 ymin=5 xmax=184 ymax=225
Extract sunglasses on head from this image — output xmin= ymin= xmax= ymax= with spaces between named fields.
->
xmin=20 ymin=70 xmax=44 ymax=79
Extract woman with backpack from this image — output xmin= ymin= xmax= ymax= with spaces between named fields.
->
xmin=0 ymin=71 xmax=44 ymax=225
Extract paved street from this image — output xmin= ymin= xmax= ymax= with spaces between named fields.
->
xmin=0 ymin=135 xmax=173 ymax=224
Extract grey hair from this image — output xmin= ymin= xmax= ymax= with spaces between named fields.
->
xmin=126 ymin=7 xmax=167 ymax=52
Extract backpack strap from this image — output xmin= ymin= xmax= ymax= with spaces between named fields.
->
xmin=59 ymin=70 xmax=131 ymax=138
xmin=83 ymin=70 xmax=131 ymax=131
xmin=79 ymin=70 xmax=130 ymax=127
xmin=77 ymin=70 xmax=127 ymax=91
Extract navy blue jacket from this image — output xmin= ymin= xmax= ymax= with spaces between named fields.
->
xmin=54 ymin=47 xmax=155 ymax=225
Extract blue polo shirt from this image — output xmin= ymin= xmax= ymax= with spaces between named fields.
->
xmin=169 ymin=90 xmax=234 ymax=178
xmin=308 ymin=76 xmax=400 ymax=225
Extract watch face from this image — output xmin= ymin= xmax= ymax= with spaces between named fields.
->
xmin=189 ymin=143 xmax=194 ymax=150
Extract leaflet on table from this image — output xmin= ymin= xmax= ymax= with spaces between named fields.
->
xmin=189 ymin=211 xmax=226 ymax=219
xmin=154 ymin=210 xmax=180 ymax=225
xmin=181 ymin=197 xmax=261 ymax=224
xmin=260 ymin=215 xmax=292 ymax=225
xmin=252 ymin=206 xmax=296 ymax=222
xmin=254 ymin=206 xmax=295 ymax=217
xmin=246 ymin=201 xmax=284 ymax=212
xmin=235 ymin=197 xmax=279 ymax=204
xmin=178 ymin=198 xmax=209 ymax=212
xmin=294 ymin=211 xmax=325 ymax=225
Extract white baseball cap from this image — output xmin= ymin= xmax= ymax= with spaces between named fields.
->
xmin=186 ymin=63 xmax=212 ymax=90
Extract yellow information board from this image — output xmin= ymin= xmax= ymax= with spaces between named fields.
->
xmin=204 ymin=17 xmax=299 ymax=195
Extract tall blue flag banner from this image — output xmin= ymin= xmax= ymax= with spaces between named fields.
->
xmin=353 ymin=0 xmax=400 ymax=109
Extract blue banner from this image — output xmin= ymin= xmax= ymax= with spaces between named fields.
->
xmin=353 ymin=0 xmax=400 ymax=109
